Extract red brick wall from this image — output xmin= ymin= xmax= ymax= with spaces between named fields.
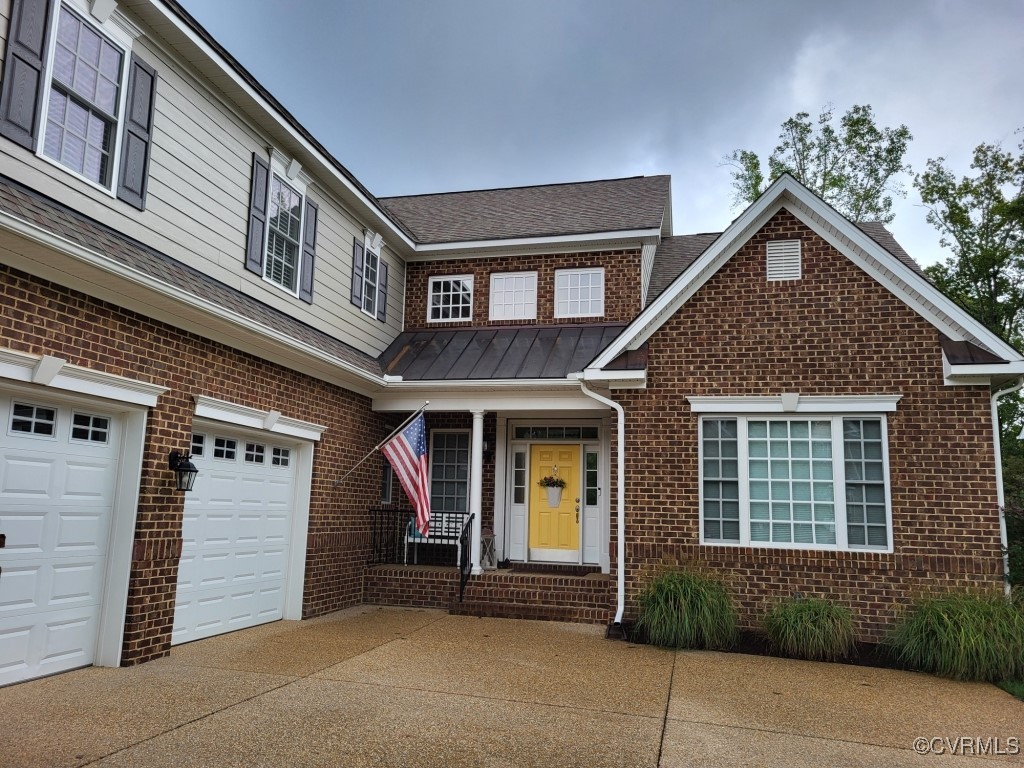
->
xmin=0 ymin=265 xmax=389 ymax=664
xmin=616 ymin=209 xmax=1004 ymax=640
xmin=403 ymin=249 xmax=641 ymax=329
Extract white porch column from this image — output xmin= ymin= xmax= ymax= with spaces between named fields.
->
xmin=469 ymin=409 xmax=485 ymax=575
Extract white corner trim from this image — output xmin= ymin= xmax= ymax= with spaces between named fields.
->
xmin=0 ymin=348 xmax=167 ymax=406
xmin=686 ymin=394 xmax=901 ymax=414
xmin=193 ymin=395 xmax=326 ymax=441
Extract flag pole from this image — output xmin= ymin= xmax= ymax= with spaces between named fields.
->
xmin=332 ymin=401 xmax=429 ymax=487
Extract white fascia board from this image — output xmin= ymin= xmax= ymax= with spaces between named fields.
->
xmin=407 ymin=229 xmax=662 ymax=260
xmin=194 ymin=395 xmax=326 ymax=441
xmin=943 ymin=357 xmax=1024 ymax=385
xmin=577 ymin=369 xmax=646 ymax=389
xmin=144 ymin=2 xmax=414 ymax=252
xmin=591 ymin=174 xmax=1024 ymax=368
xmin=0 ymin=210 xmax=386 ymax=395
xmin=687 ymin=394 xmax=901 ymax=413
xmin=374 ymin=389 xmax=610 ymax=413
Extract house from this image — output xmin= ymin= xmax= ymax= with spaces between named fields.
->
xmin=0 ymin=0 xmax=1020 ymax=687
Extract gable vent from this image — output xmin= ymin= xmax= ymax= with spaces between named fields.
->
xmin=766 ymin=239 xmax=801 ymax=281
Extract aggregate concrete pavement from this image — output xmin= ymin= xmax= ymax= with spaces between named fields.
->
xmin=1 ymin=606 xmax=1020 ymax=767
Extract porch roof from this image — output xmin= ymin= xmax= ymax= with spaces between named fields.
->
xmin=380 ymin=324 xmax=631 ymax=381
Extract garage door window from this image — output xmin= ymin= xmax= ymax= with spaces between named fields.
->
xmin=10 ymin=403 xmax=57 ymax=436
xmin=191 ymin=434 xmax=205 ymax=456
xmin=272 ymin=447 xmax=290 ymax=467
xmin=245 ymin=442 xmax=265 ymax=464
xmin=71 ymin=412 xmax=110 ymax=443
xmin=214 ymin=437 xmax=236 ymax=460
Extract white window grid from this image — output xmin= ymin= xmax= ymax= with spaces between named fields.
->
xmin=489 ymin=272 xmax=537 ymax=321
xmin=71 ymin=412 xmax=109 ymax=443
xmin=191 ymin=433 xmax=205 ymax=457
xmin=430 ymin=431 xmax=470 ymax=512
xmin=213 ymin=437 xmax=237 ymax=461
xmin=265 ymin=174 xmax=303 ymax=292
xmin=428 ymin=275 xmax=473 ymax=322
xmin=272 ymin=446 xmax=291 ymax=467
xmin=362 ymin=248 xmax=379 ymax=317
xmin=245 ymin=442 xmax=266 ymax=464
xmin=38 ymin=2 xmax=130 ymax=194
xmin=699 ymin=415 xmax=891 ymax=552
xmin=10 ymin=403 xmax=57 ymax=437
xmin=555 ymin=268 xmax=604 ymax=318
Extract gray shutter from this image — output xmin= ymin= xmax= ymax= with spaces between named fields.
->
xmin=0 ymin=0 xmax=53 ymax=150
xmin=376 ymin=260 xmax=388 ymax=321
xmin=116 ymin=54 xmax=157 ymax=210
xmin=245 ymin=153 xmax=270 ymax=275
xmin=350 ymin=238 xmax=364 ymax=307
xmin=298 ymin=198 xmax=317 ymax=304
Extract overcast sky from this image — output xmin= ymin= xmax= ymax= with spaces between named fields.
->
xmin=177 ymin=0 xmax=1024 ymax=266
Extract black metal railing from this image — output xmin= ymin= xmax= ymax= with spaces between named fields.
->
xmin=368 ymin=508 xmax=472 ymax=568
xmin=459 ymin=513 xmax=475 ymax=602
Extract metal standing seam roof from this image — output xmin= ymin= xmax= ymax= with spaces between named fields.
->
xmin=0 ymin=175 xmax=384 ymax=376
xmin=380 ymin=325 xmax=632 ymax=381
xmin=378 ymin=176 xmax=671 ymax=245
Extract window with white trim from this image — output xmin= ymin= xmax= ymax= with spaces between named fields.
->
xmin=71 ymin=412 xmax=109 ymax=443
xmin=555 ymin=268 xmax=604 ymax=318
xmin=428 ymin=275 xmax=473 ymax=322
xmin=265 ymin=173 xmax=304 ymax=292
xmin=41 ymin=4 xmax=126 ymax=188
xmin=490 ymin=272 xmax=537 ymax=321
xmin=361 ymin=245 xmax=380 ymax=317
xmin=700 ymin=415 xmax=891 ymax=551
xmin=10 ymin=403 xmax=57 ymax=436
xmin=430 ymin=431 xmax=469 ymax=513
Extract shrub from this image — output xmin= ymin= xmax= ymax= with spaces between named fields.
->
xmin=763 ymin=596 xmax=856 ymax=662
xmin=887 ymin=593 xmax=1024 ymax=681
xmin=635 ymin=569 xmax=737 ymax=650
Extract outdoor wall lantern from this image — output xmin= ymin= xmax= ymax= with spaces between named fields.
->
xmin=168 ymin=450 xmax=199 ymax=491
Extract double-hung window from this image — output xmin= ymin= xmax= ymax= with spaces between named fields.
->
xmin=555 ymin=268 xmax=604 ymax=318
xmin=428 ymin=275 xmax=473 ymax=322
xmin=361 ymin=246 xmax=380 ymax=317
xmin=265 ymin=173 xmax=303 ymax=293
xmin=0 ymin=0 xmax=158 ymax=208
xmin=348 ymin=230 xmax=388 ymax=321
xmin=694 ymin=396 xmax=896 ymax=552
xmin=490 ymin=272 xmax=537 ymax=321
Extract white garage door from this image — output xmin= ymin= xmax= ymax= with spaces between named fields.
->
xmin=171 ymin=428 xmax=295 ymax=644
xmin=0 ymin=394 xmax=120 ymax=686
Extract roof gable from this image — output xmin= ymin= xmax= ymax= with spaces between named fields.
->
xmin=591 ymin=174 xmax=1023 ymax=370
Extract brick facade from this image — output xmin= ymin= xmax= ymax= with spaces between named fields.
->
xmin=403 ymin=249 xmax=642 ymax=329
xmin=616 ymin=209 xmax=1004 ymax=640
xmin=0 ymin=265 xmax=389 ymax=664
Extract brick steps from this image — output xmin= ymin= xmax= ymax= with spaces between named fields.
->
xmin=449 ymin=600 xmax=607 ymax=623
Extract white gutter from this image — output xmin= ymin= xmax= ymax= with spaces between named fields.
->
xmin=576 ymin=378 xmax=627 ymax=625
xmin=410 ymin=228 xmax=662 ymax=257
xmin=992 ymin=377 xmax=1024 ymax=596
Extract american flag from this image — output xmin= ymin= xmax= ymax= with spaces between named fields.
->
xmin=382 ymin=414 xmax=431 ymax=535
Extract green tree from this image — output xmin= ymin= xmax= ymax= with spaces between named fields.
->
xmin=725 ymin=104 xmax=912 ymax=223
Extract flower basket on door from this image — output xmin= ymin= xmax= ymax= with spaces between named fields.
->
xmin=538 ymin=475 xmax=567 ymax=507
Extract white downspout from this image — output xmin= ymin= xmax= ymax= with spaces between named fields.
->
xmin=991 ymin=377 xmax=1024 ymax=597
xmin=577 ymin=378 xmax=626 ymax=625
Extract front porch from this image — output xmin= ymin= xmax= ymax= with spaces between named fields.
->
xmin=364 ymin=564 xmax=615 ymax=624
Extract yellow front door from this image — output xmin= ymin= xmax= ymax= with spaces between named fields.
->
xmin=529 ymin=444 xmax=579 ymax=551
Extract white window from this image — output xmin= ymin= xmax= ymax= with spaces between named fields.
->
xmin=380 ymin=462 xmax=393 ymax=504
xmin=10 ymin=403 xmax=57 ymax=437
xmin=430 ymin=431 xmax=469 ymax=513
xmin=699 ymin=414 xmax=891 ymax=551
xmin=40 ymin=3 xmax=128 ymax=190
xmin=191 ymin=433 xmax=205 ymax=457
xmin=429 ymin=275 xmax=473 ymax=322
xmin=213 ymin=436 xmax=237 ymax=461
xmin=244 ymin=442 xmax=265 ymax=464
xmin=490 ymin=272 xmax=537 ymax=321
xmin=265 ymin=174 xmax=304 ymax=293
xmin=361 ymin=245 xmax=380 ymax=318
xmin=71 ymin=412 xmax=109 ymax=443
xmin=272 ymin=447 xmax=290 ymax=467
xmin=555 ymin=268 xmax=604 ymax=318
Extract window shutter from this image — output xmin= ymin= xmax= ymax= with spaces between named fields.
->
xmin=0 ymin=0 xmax=53 ymax=150
xmin=766 ymin=239 xmax=801 ymax=281
xmin=116 ymin=54 xmax=157 ymax=210
xmin=298 ymin=198 xmax=317 ymax=304
xmin=245 ymin=153 xmax=270 ymax=275
xmin=350 ymin=238 xmax=364 ymax=307
xmin=376 ymin=259 xmax=388 ymax=321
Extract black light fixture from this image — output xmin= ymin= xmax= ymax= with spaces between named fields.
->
xmin=168 ymin=450 xmax=199 ymax=492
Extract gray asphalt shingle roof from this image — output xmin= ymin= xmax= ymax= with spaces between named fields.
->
xmin=0 ymin=175 xmax=383 ymax=376
xmin=378 ymin=176 xmax=670 ymax=245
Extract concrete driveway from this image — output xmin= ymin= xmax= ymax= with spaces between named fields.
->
xmin=1 ymin=606 xmax=1021 ymax=767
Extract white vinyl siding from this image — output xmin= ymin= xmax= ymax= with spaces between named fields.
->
xmin=555 ymin=268 xmax=604 ymax=318
xmin=490 ymin=272 xmax=537 ymax=321
xmin=700 ymin=415 xmax=891 ymax=551
xmin=766 ymin=239 xmax=801 ymax=281
xmin=429 ymin=275 xmax=473 ymax=322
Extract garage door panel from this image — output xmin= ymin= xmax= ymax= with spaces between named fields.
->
xmin=0 ymin=509 xmax=48 ymax=555
xmin=0 ymin=564 xmax=42 ymax=614
xmin=0 ymin=557 xmax=103 ymax=616
xmin=62 ymin=458 xmax=117 ymax=500
xmin=172 ymin=429 xmax=296 ymax=645
xmin=0 ymin=606 xmax=97 ymax=686
xmin=1 ymin=455 xmax=57 ymax=497
xmin=54 ymin=510 xmax=109 ymax=554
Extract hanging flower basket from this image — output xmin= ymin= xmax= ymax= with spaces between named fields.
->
xmin=538 ymin=475 xmax=566 ymax=507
